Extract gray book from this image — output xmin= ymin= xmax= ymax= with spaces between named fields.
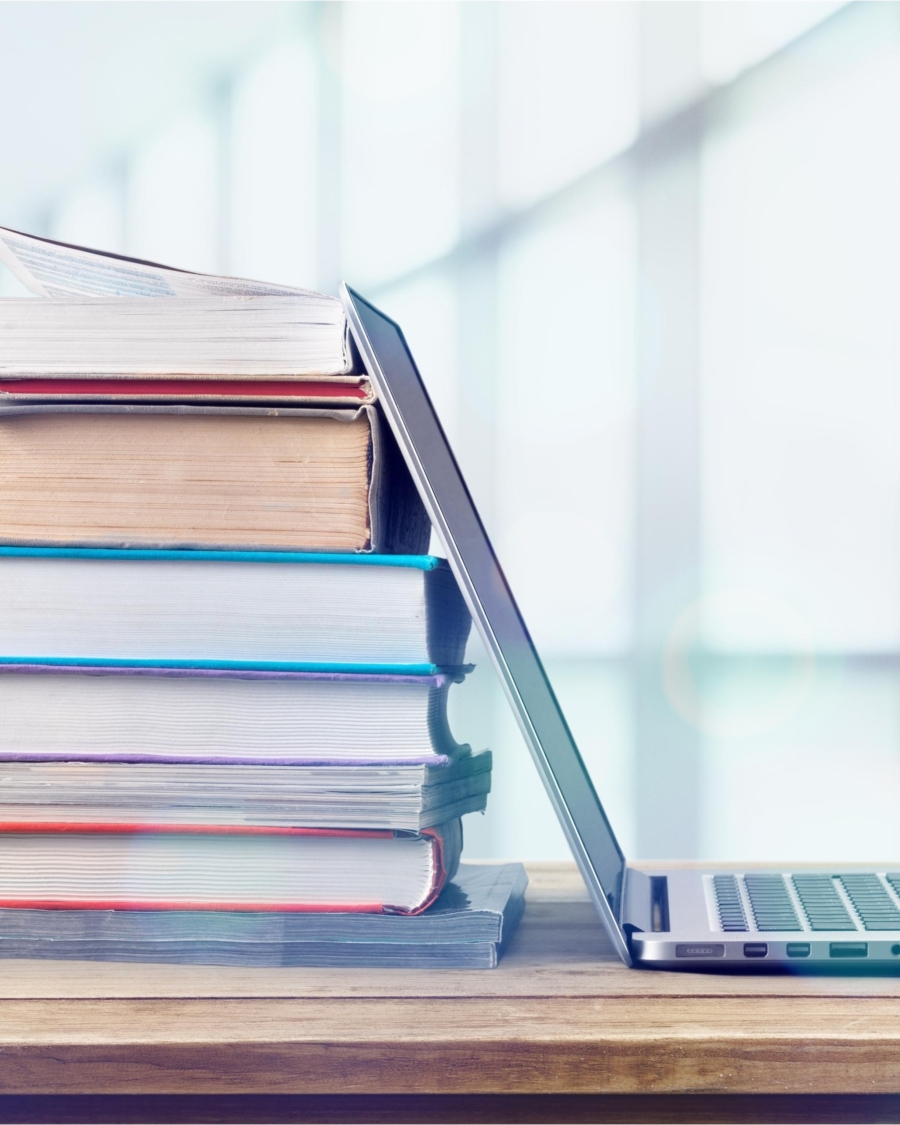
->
xmin=0 ymin=862 xmax=527 ymax=970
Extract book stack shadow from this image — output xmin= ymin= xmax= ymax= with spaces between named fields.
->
xmin=0 ymin=227 xmax=525 ymax=969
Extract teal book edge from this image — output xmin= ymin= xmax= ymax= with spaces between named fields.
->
xmin=0 ymin=656 xmax=445 ymax=675
xmin=0 ymin=547 xmax=445 ymax=570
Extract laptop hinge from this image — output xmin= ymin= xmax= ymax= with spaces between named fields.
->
xmin=622 ymin=868 xmax=670 ymax=933
xmin=622 ymin=868 xmax=653 ymax=933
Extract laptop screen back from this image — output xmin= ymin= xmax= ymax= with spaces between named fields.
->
xmin=342 ymin=286 xmax=628 ymax=945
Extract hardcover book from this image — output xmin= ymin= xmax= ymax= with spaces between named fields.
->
xmin=0 ymin=820 xmax=463 ymax=915
xmin=0 ymin=550 xmax=470 ymax=667
xmin=0 ymin=667 xmax=470 ymax=766
xmin=0 ymin=405 xmax=429 ymax=553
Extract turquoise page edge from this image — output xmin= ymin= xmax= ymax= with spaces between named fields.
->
xmin=0 ymin=548 xmax=444 ymax=569
xmin=0 ymin=656 xmax=442 ymax=675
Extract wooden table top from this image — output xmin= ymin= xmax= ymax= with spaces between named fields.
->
xmin=3 ymin=861 xmax=900 ymax=1098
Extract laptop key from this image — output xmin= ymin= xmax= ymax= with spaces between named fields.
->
xmin=840 ymin=875 xmax=900 ymax=931
xmin=713 ymin=874 xmax=748 ymax=931
xmin=792 ymin=875 xmax=856 ymax=931
xmin=743 ymin=874 xmax=802 ymax=931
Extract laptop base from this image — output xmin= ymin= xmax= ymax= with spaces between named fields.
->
xmin=628 ymin=865 xmax=900 ymax=969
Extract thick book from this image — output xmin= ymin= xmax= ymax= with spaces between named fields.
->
xmin=0 ymin=404 xmax=429 ymax=553
xmin=0 ymin=226 xmax=355 ymax=376
xmin=0 ymin=863 xmax=527 ymax=969
xmin=0 ymin=753 xmax=492 ymax=831
xmin=0 ymin=820 xmax=462 ymax=914
xmin=0 ymin=667 xmax=469 ymax=765
xmin=0 ymin=550 xmax=470 ymax=668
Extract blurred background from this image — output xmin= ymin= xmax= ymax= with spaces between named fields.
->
xmin=1 ymin=0 xmax=897 ymax=864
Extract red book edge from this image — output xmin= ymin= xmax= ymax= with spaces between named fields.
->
xmin=0 ymin=898 xmax=386 ymax=913
xmin=0 ymin=378 xmax=370 ymax=400
xmin=0 ymin=822 xmax=393 ymax=838
xmin=396 ymin=825 xmax=450 ymax=916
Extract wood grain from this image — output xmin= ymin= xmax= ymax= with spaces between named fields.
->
xmin=1 ymin=862 xmax=900 ymax=1097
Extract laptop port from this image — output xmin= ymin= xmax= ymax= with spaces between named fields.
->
xmin=675 ymin=943 xmax=725 ymax=958
xmin=743 ymin=943 xmax=767 ymax=958
xmin=830 ymin=942 xmax=867 ymax=958
xmin=786 ymin=943 xmax=810 ymax=958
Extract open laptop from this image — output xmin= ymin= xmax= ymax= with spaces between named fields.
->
xmin=341 ymin=284 xmax=900 ymax=971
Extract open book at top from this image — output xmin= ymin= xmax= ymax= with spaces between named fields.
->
xmin=0 ymin=226 xmax=323 ymax=300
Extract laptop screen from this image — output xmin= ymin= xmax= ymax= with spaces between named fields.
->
xmin=343 ymin=286 xmax=628 ymax=931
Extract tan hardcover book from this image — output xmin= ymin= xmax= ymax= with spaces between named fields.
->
xmin=0 ymin=404 xmax=429 ymax=553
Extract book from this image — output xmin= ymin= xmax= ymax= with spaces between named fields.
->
xmin=0 ymin=753 xmax=492 ymax=831
xmin=0 ymin=225 xmax=336 ymax=300
xmin=0 ymin=223 xmax=369 ymax=396
xmin=0 ymin=667 xmax=469 ymax=765
xmin=0 ymin=296 xmax=355 ymax=378
xmin=0 ymin=550 xmax=470 ymax=668
xmin=0 ymin=405 xmax=430 ymax=553
xmin=0 ymin=227 xmax=356 ymax=377
xmin=0 ymin=820 xmax=462 ymax=914
xmin=0 ymin=863 xmax=527 ymax=969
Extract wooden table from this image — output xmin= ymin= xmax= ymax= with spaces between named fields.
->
xmin=3 ymin=862 xmax=900 ymax=1123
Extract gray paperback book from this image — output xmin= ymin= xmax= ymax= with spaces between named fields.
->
xmin=0 ymin=862 xmax=528 ymax=970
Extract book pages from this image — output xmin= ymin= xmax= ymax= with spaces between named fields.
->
xmin=0 ymin=226 xmax=318 ymax=299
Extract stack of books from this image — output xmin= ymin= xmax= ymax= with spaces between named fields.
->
xmin=0 ymin=228 xmax=523 ymax=968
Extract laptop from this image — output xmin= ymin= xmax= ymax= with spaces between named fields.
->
xmin=341 ymin=284 xmax=900 ymax=971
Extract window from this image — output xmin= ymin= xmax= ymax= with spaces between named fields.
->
xmin=51 ymin=176 xmax=125 ymax=255
xmin=499 ymin=2 xmax=639 ymax=207
xmin=339 ymin=1 xmax=460 ymax=286
xmin=497 ymin=189 xmax=636 ymax=657
xmin=230 ymin=41 xmax=319 ymax=289
xmin=126 ymin=114 xmax=219 ymax=273
xmin=37 ymin=1 xmax=888 ymax=862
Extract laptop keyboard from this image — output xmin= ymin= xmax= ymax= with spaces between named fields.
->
xmin=712 ymin=872 xmax=900 ymax=933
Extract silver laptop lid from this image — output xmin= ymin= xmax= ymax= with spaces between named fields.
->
xmin=341 ymin=284 xmax=632 ymax=965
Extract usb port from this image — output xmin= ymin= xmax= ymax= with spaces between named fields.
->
xmin=786 ymin=943 xmax=810 ymax=958
xmin=743 ymin=943 xmax=768 ymax=958
xmin=830 ymin=942 xmax=868 ymax=958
